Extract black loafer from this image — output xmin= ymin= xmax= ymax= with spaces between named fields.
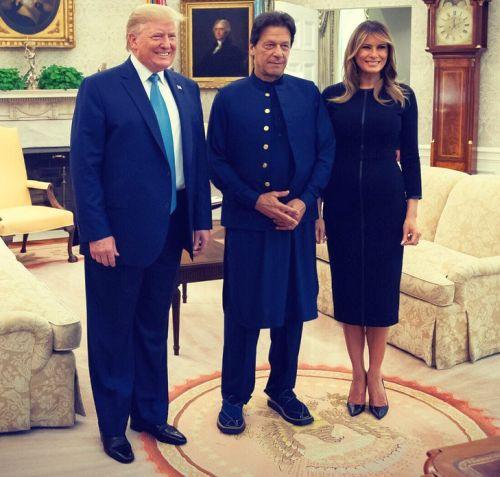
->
xmin=130 ymin=420 xmax=187 ymax=445
xmin=101 ymin=435 xmax=134 ymax=464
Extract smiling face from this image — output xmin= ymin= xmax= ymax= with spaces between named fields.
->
xmin=354 ymin=34 xmax=389 ymax=78
xmin=250 ymin=26 xmax=291 ymax=82
xmin=128 ymin=20 xmax=177 ymax=73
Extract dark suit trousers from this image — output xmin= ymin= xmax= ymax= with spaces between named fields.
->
xmin=85 ymin=192 xmax=187 ymax=437
xmin=221 ymin=315 xmax=303 ymax=404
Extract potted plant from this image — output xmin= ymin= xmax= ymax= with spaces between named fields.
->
xmin=0 ymin=68 xmax=26 ymax=90
xmin=38 ymin=65 xmax=84 ymax=90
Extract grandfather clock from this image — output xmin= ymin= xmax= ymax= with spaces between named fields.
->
xmin=422 ymin=0 xmax=490 ymax=173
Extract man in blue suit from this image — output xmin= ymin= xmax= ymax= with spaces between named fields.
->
xmin=71 ymin=4 xmax=211 ymax=463
xmin=208 ymin=12 xmax=335 ymax=435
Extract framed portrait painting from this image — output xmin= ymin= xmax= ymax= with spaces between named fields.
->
xmin=0 ymin=0 xmax=75 ymax=48
xmin=181 ymin=0 xmax=253 ymax=89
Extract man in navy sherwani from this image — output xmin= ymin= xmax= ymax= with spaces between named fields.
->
xmin=71 ymin=5 xmax=211 ymax=463
xmin=208 ymin=11 xmax=335 ymax=435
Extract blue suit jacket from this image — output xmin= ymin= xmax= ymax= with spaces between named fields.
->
xmin=70 ymin=58 xmax=212 ymax=267
xmin=207 ymin=74 xmax=335 ymax=230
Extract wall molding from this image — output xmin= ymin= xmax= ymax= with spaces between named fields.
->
xmin=419 ymin=144 xmax=500 ymax=175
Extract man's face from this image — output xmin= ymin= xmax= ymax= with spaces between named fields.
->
xmin=128 ymin=20 xmax=177 ymax=72
xmin=250 ymin=26 xmax=291 ymax=82
xmin=213 ymin=22 xmax=228 ymax=41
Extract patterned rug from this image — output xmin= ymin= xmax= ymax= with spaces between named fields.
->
xmin=143 ymin=366 xmax=497 ymax=477
xmin=9 ymin=239 xmax=81 ymax=269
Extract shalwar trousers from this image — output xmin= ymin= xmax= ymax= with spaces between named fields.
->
xmin=221 ymin=314 xmax=304 ymax=403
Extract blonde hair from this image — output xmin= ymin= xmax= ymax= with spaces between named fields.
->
xmin=333 ymin=20 xmax=407 ymax=107
xmin=126 ymin=4 xmax=184 ymax=50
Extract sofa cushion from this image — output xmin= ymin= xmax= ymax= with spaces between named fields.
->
xmin=435 ymin=175 xmax=500 ymax=258
xmin=401 ymin=240 xmax=478 ymax=306
xmin=418 ymin=166 xmax=467 ymax=242
xmin=0 ymin=249 xmax=81 ymax=353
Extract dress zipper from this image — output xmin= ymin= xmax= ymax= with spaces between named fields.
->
xmin=359 ymin=90 xmax=368 ymax=326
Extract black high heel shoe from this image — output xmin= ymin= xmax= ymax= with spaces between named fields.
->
xmin=369 ymin=378 xmax=389 ymax=420
xmin=346 ymin=374 xmax=366 ymax=417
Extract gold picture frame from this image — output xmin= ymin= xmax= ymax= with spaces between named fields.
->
xmin=0 ymin=0 xmax=75 ymax=48
xmin=181 ymin=0 xmax=253 ymax=89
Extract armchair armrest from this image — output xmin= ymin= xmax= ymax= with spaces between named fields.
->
xmin=26 ymin=180 xmax=64 ymax=209
xmin=26 ymin=180 xmax=51 ymax=190
xmin=447 ymin=256 xmax=500 ymax=283
xmin=0 ymin=311 xmax=53 ymax=372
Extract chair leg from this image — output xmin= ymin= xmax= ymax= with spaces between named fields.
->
xmin=2 ymin=235 xmax=14 ymax=246
xmin=20 ymin=234 xmax=29 ymax=253
xmin=64 ymin=225 xmax=78 ymax=263
xmin=172 ymin=287 xmax=181 ymax=356
xmin=182 ymin=282 xmax=188 ymax=303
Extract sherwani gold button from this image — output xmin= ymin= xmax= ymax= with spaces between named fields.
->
xmin=263 ymin=125 xmax=270 ymax=131
xmin=264 ymin=181 xmax=270 ymax=187
xmin=265 ymin=108 xmax=270 ymax=114
xmin=265 ymin=92 xmax=270 ymax=97
xmin=263 ymin=144 xmax=269 ymax=150
xmin=262 ymin=162 xmax=268 ymax=168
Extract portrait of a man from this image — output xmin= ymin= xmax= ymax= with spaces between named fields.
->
xmin=191 ymin=6 xmax=250 ymax=79
xmin=0 ymin=0 xmax=59 ymax=35
xmin=195 ymin=18 xmax=247 ymax=77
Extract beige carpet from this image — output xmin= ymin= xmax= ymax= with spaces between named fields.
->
xmin=3 ymin=240 xmax=500 ymax=477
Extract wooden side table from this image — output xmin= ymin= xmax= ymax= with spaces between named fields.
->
xmin=424 ymin=436 xmax=500 ymax=477
xmin=171 ymin=227 xmax=224 ymax=355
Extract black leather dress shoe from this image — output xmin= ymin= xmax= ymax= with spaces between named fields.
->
xmin=101 ymin=435 xmax=134 ymax=464
xmin=130 ymin=421 xmax=187 ymax=445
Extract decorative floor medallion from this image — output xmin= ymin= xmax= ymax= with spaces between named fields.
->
xmin=143 ymin=366 xmax=496 ymax=477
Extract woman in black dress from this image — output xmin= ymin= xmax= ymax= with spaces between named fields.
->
xmin=318 ymin=21 xmax=422 ymax=419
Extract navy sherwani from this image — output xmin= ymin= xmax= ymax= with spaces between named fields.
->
xmin=208 ymin=73 xmax=335 ymax=403
xmin=71 ymin=58 xmax=211 ymax=436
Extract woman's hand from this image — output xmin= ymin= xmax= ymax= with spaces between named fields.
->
xmin=315 ymin=218 xmax=327 ymax=244
xmin=401 ymin=217 xmax=421 ymax=246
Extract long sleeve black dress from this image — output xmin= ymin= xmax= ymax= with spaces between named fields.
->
xmin=322 ymin=83 xmax=422 ymax=327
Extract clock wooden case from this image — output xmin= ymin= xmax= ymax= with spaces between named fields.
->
xmin=422 ymin=0 xmax=490 ymax=173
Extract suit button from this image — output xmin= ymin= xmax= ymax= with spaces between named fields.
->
xmin=263 ymin=144 xmax=269 ymax=150
xmin=262 ymin=162 xmax=268 ymax=168
xmin=264 ymin=108 xmax=270 ymax=114
xmin=263 ymin=125 xmax=270 ymax=132
xmin=265 ymin=92 xmax=270 ymax=97
xmin=264 ymin=181 xmax=270 ymax=187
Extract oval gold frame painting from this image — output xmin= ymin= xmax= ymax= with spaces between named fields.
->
xmin=0 ymin=0 xmax=75 ymax=48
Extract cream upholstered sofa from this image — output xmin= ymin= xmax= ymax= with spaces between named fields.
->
xmin=0 ymin=239 xmax=84 ymax=432
xmin=317 ymin=166 xmax=500 ymax=369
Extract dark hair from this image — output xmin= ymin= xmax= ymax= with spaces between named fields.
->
xmin=250 ymin=11 xmax=296 ymax=46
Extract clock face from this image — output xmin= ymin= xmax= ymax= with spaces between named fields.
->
xmin=435 ymin=0 xmax=473 ymax=46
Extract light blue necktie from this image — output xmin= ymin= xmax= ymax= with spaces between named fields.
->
xmin=149 ymin=73 xmax=176 ymax=213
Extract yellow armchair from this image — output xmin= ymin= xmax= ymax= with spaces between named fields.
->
xmin=0 ymin=126 xmax=77 ymax=262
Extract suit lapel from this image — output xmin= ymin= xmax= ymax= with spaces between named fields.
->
xmin=120 ymin=59 xmax=166 ymax=157
xmin=164 ymin=69 xmax=193 ymax=180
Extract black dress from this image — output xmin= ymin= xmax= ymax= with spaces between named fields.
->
xmin=322 ymin=83 xmax=422 ymax=327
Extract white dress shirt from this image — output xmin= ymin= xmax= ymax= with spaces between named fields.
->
xmin=130 ymin=54 xmax=185 ymax=190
